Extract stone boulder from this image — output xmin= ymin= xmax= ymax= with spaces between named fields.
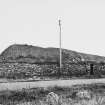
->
xmin=76 ymin=90 xmax=92 ymax=99
xmin=46 ymin=92 xmax=59 ymax=105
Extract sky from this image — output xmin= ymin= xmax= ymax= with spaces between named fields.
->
xmin=0 ymin=0 xmax=105 ymax=56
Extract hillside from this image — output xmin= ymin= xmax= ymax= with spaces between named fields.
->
xmin=0 ymin=44 xmax=105 ymax=64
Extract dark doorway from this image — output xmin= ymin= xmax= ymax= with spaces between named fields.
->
xmin=90 ymin=63 xmax=94 ymax=75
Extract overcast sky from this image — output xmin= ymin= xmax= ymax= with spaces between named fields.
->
xmin=0 ymin=0 xmax=105 ymax=56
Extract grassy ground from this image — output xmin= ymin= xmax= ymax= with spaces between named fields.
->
xmin=0 ymin=83 xmax=105 ymax=105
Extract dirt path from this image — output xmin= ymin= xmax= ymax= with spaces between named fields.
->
xmin=0 ymin=78 xmax=105 ymax=91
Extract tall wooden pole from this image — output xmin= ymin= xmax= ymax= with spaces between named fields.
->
xmin=59 ymin=19 xmax=62 ymax=72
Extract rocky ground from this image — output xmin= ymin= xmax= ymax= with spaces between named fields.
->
xmin=0 ymin=83 xmax=105 ymax=105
